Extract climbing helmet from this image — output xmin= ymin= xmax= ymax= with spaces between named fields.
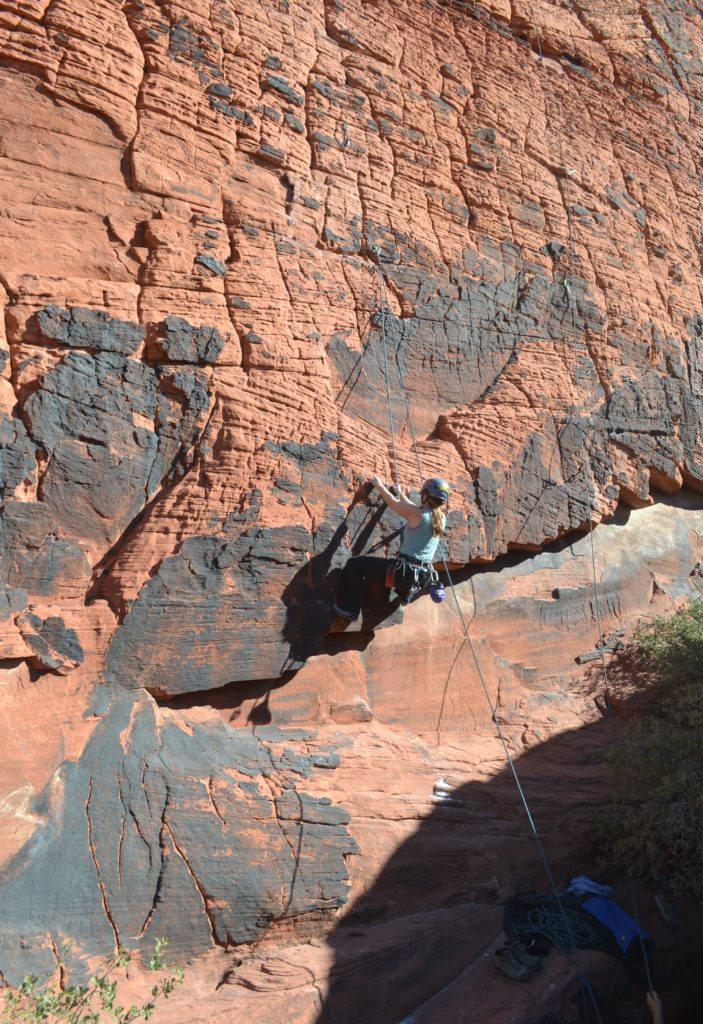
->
xmin=422 ymin=477 xmax=450 ymax=503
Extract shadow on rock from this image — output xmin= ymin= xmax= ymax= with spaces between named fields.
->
xmin=313 ymin=685 xmax=703 ymax=1024
xmin=156 ymin=674 xmax=293 ymax=724
xmin=280 ymin=495 xmax=403 ymax=667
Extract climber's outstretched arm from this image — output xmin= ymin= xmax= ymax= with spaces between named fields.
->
xmin=371 ymin=476 xmax=422 ymax=526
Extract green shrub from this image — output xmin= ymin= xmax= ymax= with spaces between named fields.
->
xmin=1 ymin=938 xmax=184 ymax=1024
xmin=601 ymin=601 xmax=703 ymax=897
xmin=633 ymin=597 xmax=703 ymax=685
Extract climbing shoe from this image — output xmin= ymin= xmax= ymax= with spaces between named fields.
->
xmin=492 ymin=946 xmax=533 ymax=981
xmin=507 ymin=941 xmax=543 ymax=971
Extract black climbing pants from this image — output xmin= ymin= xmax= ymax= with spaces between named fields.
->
xmin=335 ymin=556 xmax=390 ymax=618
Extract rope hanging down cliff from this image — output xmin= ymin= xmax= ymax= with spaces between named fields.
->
xmin=530 ymin=5 xmax=613 ymax=713
xmin=368 ymin=248 xmax=605 ymax=1023
xmin=532 ymin=1 xmax=654 ymax=994
xmin=348 ymin=11 xmax=641 ymax=1016
xmin=376 ymin=250 xmax=401 ymax=489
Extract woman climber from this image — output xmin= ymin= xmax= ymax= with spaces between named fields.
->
xmin=331 ymin=475 xmax=450 ymax=628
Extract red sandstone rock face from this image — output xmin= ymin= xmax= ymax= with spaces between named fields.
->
xmin=2 ymin=0 xmax=703 ymax=1019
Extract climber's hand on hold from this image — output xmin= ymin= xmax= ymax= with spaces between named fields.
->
xmin=351 ymin=479 xmax=373 ymax=505
xmin=371 ymin=475 xmax=398 ymax=496
xmin=370 ymin=477 xmax=419 ymax=522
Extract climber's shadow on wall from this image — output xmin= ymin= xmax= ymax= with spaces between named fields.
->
xmin=281 ymin=491 xmax=405 ymax=667
xmin=312 ymin=682 xmax=703 ymax=1024
xmin=158 ymin=674 xmax=294 ymax=725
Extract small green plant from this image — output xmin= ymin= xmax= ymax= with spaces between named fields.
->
xmin=633 ymin=597 xmax=703 ymax=685
xmin=601 ymin=600 xmax=703 ymax=897
xmin=2 ymin=938 xmax=184 ymax=1024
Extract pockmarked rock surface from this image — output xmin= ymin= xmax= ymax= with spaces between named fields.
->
xmin=2 ymin=0 xmax=703 ymax=1019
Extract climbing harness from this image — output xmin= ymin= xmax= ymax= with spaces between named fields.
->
xmin=385 ymin=555 xmax=440 ymax=604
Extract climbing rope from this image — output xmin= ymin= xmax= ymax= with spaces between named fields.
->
xmin=373 ymin=249 xmax=401 ymax=488
xmin=629 ymin=880 xmax=655 ymax=992
xmin=513 ymin=894 xmax=599 ymax=954
xmin=370 ymin=249 xmax=605 ymax=1024
xmin=529 ymin=4 xmax=658 ymax=1004
xmin=355 ymin=6 xmax=662 ymax=1017
xmin=552 ymin=1 xmax=664 ymax=997
xmin=375 ymin=259 xmax=423 ymax=481
xmin=529 ymin=5 xmax=613 ymax=710
xmin=373 ymin=256 xmax=606 ymax=1024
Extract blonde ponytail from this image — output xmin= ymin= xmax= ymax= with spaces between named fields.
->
xmin=429 ymin=501 xmax=446 ymax=537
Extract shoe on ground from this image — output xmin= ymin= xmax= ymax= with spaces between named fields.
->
xmin=507 ymin=941 xmax=543 ymax=971
xmin=492 ymin=947 xmax=533 ymax=981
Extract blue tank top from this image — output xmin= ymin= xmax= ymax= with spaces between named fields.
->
xmin=400 ymin=509 xmax=440 ymax=563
